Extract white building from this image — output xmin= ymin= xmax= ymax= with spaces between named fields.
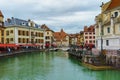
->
xmin=95 ymin=0 xmax=120 ymax=50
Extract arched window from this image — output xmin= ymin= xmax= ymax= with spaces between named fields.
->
xmin=114 ymin=12 xmax=118 ymax=18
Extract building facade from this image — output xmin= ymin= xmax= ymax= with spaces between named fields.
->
xmin=69 ymin=33 xmax=81 ymax=45
xmin=0 ymin=10 xmax=5 ymax=43
xmin=84 ymin=25 xmax=95 ymax=46
xmin=95 ymin=0 xmax=120 ymax=50
xmin=69 ymin=34 xmax=78 ymax=45
xmin=4 ymin=17 xmax=44 ymax=45
xmin=80 ymin=31 xmax=84 ymax=45
xmin=53 ymin=29 xmax=69 ymax=47
xmin=41 ymin=24 xmax=54 ymax=47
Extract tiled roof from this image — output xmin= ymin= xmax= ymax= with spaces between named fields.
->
xmin=54 ymin=29 xmax=67 ymax=41
xmin=0 ymin=10 xmax=4 ymax=17
xmin=106 ymin=0 xmax=120 ymax=11
xmin=84 ymin=25 xmax=95 ymax=32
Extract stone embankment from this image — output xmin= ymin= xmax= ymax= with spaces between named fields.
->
xmin=68 ymin=45 xmax=120 ymax=70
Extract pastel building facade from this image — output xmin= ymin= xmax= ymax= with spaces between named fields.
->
xmin=41 ymin=24 xmax=54 ymax=46
xmin=69 ymin=34 xmax=77 ymax=45
xmin=84 ymin=25 xmax=95 ymax=46
xmin=4 ymin=17 xmax=44 ymax=45
xmin=0 ymin=11 xmax=5 ymax=43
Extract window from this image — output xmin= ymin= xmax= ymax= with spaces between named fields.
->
xmin=6 ymin=38 xmax=9 ymax=43
xmin=85 ymin=33 xmax=88 ymax=35
xmin=114 ymin=12 xmax=118 ymax=18
xmin=1 ymin=38 xmax=4 ymax=43
xmin=89 ymin=40 xmax=92 ymax=43
xmin=10 ymin=30 xmax=13 ymax=33
xmin=26 ymin=31 xmax=29 ymax=36
xmin=47 ymin=32 xmax=49 ymax=35
xmin=22 ymin=38 xmax=25 ymax=43
xmin=35 ymin=32 xmax=37 ymax=36
xmin=106 ymin=40 xmax=109 ymax=46
xmin=107 ymin=27 xmax=110 ymax=33
xmin=10 ymin=38 xmax=13 ymax=41
xmin=26 ymin=38 xmax=29 ymax=43
xmin=40 ymin=33 xmax=43 ymax=37
xmin=1 ymin=30 xmax=4 ymax=36
xmin=89 ymin=36 xmax=92 ymax=39
xmin=23 ymin=31 xmax=25 ymax=36
xmin=40 ymin=39 xmax=44 ymax=43
xmin=6 ymin=31 xmax=9 ymax=36
xmin=93 ymin=36 xmax=95 ymax=39
xmin=18 ymin=30 xmax=21 ymax=35
xmin=31 ymin=39 xmax=34 ymax=43
xmin=31 ymin=32 xmax=34 ymax=36
xmin=85 ymin=36 xmax=88 ymax=39
xmin=89 ymin=32 xmax=92 ymax=35
xmin=45 ymin=36 xmax=50 ymax=39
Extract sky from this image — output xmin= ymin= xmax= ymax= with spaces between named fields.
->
xmin=0 ymin=0 xmax=109 ymax=33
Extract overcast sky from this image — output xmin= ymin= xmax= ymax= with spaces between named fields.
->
xmin=0 ymin=0 xmax=109 ymax=33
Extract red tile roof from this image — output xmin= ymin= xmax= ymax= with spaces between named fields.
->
xmin=106 ymin=0 xmax=120 ymax=11
xmin=84 ymin=25 xmax=95 ymax=32
xmin=0 ymin=10 xmax=4 ymax=17
xmin=54 ymin=29 xmax=67 ymax=41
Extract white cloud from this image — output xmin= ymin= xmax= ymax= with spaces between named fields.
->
xmin=0 ymin=0 xmax=110 ymax=33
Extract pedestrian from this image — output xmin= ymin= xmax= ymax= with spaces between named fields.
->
xmin=8 ymin=47 xmax=11 ymax=53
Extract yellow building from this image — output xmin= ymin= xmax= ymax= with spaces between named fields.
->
xmin=69 ymin=34 xmax=77 ymax=45
xmin=41 ymin=24 xmax=54 ymax=46
xmin=95 ymin=0 xmax=120 ymax=50
xmin=68 ymin=33 xmax=81 ymax=45
xmin=0 ymin=10 xmax=5 ymax=43
xmin=4 ymin=18 xmax=44 ymax=45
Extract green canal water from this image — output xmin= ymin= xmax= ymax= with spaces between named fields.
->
xmin=0 ymin=51 xmax=120 ymax=80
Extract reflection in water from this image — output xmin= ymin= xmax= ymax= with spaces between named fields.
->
xmin=0 ymin=51 xmax=119 ymax=80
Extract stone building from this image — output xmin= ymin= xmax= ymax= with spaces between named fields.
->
xmin=95 ymin=0 xmax=120 ymax=50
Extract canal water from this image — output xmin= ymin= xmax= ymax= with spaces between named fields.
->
xmin=0 ymin=51 xmax=120 ymax=80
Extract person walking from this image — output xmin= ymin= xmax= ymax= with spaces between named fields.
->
xmin=8 ymin=47 xmax=11 ymax=54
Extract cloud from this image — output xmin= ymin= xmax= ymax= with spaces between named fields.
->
xmin=0 ymin=0 xmax=109 ymax=33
